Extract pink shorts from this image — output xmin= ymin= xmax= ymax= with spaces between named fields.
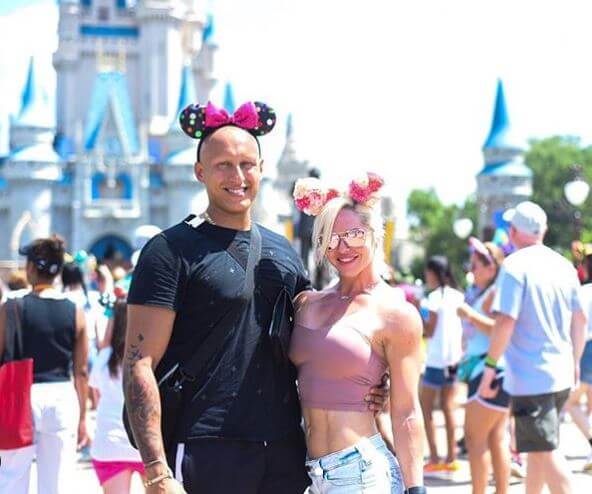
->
xmin=92 ymin=459 xmax=145 ymax=485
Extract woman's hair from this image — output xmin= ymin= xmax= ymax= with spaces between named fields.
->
xmin=7 ymin=270 xmax=28 ymax=290
xmin=107 ymin=299 xmax=127 ymax=378
xmin=426 ymin=255 xmax=458 ymax=289
xmin=61 ymin=262 xmax=87 ymax=296
xmin=473 ymin=242 xmax=505 ymax=271
xmin=26 ymin=235 xmax=66 ymax=280
xmin=313 ymin=196 xmax=384 ymax=267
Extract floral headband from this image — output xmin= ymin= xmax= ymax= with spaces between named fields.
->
xmin=293 ymin=172 xmax=385 ymax=216
xmin=179 ymin=101 xmax=277 ymax=159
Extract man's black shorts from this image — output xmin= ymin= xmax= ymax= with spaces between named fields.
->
xmin=511 ymin=388 xmax=570 ymax=453
xmin=168 ymin=429 xmax=310 ymax=494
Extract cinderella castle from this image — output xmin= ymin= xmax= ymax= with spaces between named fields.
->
xmin=0 ymin=0 xmax=307 ymax=261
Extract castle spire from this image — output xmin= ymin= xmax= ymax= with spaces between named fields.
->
xmin=483 ymin=79 xmax=520 ymax=152
xmin=15 ymin=57 xmax=52 ymax=129
xmin=223 ymin=82 xmax=236 ymax=113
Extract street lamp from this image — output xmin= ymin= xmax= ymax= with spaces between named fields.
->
xmin=453 ymin=217 xmax=473 ymax=239
xmin=564 ymin=164 xmax=590 ymax=240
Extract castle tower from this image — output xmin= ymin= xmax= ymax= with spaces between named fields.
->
xmin=194 ymin=12 xmax=218 ymax=103
xmin=2 ymin=58 xmax=61 ymax=258
xmin=476 ymin=80 xmax=532 ymax=236
xmin=275 ymin=113 xmax=309 ymax=199
xmin=162 ymin=62 xmax=208 ymax=225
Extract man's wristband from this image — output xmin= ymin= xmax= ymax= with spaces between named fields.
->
xmin=405 ymin=487 xmax=427 ymax=494
xmin=484 ymin=355 xmax=498 ymax=369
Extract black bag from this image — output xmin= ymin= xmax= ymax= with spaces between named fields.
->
xmin=123 ymin=224 xmax=262 ymax=452
xmin=268 ymin=287 xmax=295 ymax=366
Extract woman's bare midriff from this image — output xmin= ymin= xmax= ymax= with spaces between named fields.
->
xmin=302 ymin=407 xmax=379 ymax=459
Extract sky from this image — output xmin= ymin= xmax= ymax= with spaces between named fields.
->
xmin=3 ymin=0 xmax=592 ymax=217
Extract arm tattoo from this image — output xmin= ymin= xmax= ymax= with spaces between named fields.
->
xmin=123 ymin=333 xmax=166 ymax=462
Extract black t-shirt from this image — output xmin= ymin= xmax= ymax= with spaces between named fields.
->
xmin=128 ymin=216 xmax=311 ymax=442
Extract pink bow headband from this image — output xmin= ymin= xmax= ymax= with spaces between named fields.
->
xmin=293 ymin=172 xmax=385 ymax=216
xmin=179 ymin=101 xmax=276 ymax=158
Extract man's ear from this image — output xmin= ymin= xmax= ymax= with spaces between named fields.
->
xmin=259 ymin=158 xmax=264 ymax=173
xmin=195 ymin=161 xmax=204 ymax=182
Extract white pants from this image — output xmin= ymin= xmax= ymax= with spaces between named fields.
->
xmin=0 ymin=381 xmax=79 ymax=494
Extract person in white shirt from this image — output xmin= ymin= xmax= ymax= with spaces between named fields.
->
xmin=90 ymin=299 xmax=145 ymax=493
xmin=421 ymin=255 xmax=464 ymax=474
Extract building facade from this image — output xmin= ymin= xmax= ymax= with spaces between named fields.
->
xmin=0 ymin=0 xmax=304 ymax=261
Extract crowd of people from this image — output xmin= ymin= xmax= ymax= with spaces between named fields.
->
xmin=0 ymin=98 xmax=591 ymax=494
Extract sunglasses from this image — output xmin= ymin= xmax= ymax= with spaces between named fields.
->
xmin=326 ymin=228 xmax=368 ymax=250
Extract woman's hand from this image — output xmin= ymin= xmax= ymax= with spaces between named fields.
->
xmin=77 ymin=419 xmax=90 ymax=450
xmin=456 ymin=303 xmax=473 ymax=321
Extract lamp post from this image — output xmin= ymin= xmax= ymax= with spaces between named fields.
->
xmin=453 ymin=217 xmax=473 ymax=240
xmin=564 ymin=164 xmax=590 ymax=240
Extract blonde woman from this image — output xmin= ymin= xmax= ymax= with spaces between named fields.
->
xmin=289 ymin=174 xmax=425 ymax=494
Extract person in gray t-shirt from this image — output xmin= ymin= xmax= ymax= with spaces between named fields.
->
xmin=478 ymin=201 xmax=587 ymax=494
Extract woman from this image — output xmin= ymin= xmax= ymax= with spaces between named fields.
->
xmin=90 ymin=299 xmax=145 ymax=493
xmin=456 ymin=238 xmax=510 ymax=494
xmin=63 ymin=261 xmax=101 ymax=410
xmin=565 ymin=251 xmax=592 ymax=473
xmin=420 ymin=255 xmax=464 ymax=474
xmin=290 ymin=174 xmax=425 ymax=494
xmin=0 ymin=236 xmax=89 ymax=494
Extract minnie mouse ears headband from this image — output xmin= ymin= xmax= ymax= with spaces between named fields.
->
xmin=293 ymin=172 xmax=385 ymax=216
xmin=179 ymin=101 xmax=277 ymax=160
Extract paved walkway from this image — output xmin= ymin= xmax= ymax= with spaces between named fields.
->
xmin=28 ymin=409 xmax=592 ymax=493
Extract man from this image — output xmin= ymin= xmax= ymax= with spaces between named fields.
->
xmin=123 ymin=101 xmax=386 ymax=494
xmin=479 ymin=201 xmax=587 ymax=494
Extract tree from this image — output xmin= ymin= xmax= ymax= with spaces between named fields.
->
xmin=406 ymin=188 xmax=477 ymax=283
xmin=524 ymin=136 xmax=592 ymax=250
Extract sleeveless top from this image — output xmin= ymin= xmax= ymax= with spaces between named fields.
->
xmin=21 ymin=293 xmax=77 ymax=383
xmin=289 ymin=318 xmax=387 ymax=412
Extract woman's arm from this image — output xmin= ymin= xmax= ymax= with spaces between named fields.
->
xmin=383 ymin=303 xmax=425 ymax=489
xmin=423 ymin=311 xmax=437 ymax=338
xmin=72 ymin=306 xmax=89 ymax=449
xmin=457 ymin=302 xmax=495 ymax=336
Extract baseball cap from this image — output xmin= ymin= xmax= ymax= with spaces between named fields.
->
xmin=503 ymin=201 xmax=547 ymax=236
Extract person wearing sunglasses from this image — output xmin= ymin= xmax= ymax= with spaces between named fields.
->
xmin=289 ymin=173 xmax=425 ymax=494
xmin=456 ymin=238 xmax=509 ymax=494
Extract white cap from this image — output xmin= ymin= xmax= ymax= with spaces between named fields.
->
xmin=503 ymin=201 xmax=547 ymax=236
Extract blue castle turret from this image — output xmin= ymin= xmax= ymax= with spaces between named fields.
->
xmin=476 ymin=79 xmax=532 ymax=235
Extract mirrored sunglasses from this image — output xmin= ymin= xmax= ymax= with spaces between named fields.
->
xmin=327 ymin=228 xmax=367 ymax=250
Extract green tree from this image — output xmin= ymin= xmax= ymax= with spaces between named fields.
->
xmin=406 ymin=188 xmax=477 ymax=284
xmin=524 ymin=136 xmax=592 ymax=250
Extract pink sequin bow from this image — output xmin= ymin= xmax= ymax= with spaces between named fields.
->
xmin=204 ymin=102 xmax=260 ymax=130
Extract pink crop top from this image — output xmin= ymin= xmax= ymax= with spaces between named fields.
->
xmin=288 ymin=320 xmax=387 ymax=412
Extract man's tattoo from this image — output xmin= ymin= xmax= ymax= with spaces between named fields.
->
xmin=123 ymin=332 xmax=165 ymax=462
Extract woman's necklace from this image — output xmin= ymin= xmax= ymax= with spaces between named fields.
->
xmin=338 ymin=280 xmax=382 ymax=301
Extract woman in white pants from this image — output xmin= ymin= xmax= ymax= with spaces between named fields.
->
xmin=0 ymin=236 xmax=89 ymax=494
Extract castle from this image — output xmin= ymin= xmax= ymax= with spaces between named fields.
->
xmin=0 ymin=0 xmax=306 ymax=261
xmin=476 ymin=79 xmax=533 ymax=236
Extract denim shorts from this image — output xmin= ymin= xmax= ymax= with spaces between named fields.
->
xmin=422 ymin=365 xmax=457 ymax=389
xmin=580 ymin=340 xmax=592 ymax=385
xmin=305 ymin=433 xmax=404 ymax=493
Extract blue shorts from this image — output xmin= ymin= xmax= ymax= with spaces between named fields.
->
xmin=422 ymin=365 xmax=457 ymax=389
xmin=581 ymin=340 xmax=592 ymax=385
